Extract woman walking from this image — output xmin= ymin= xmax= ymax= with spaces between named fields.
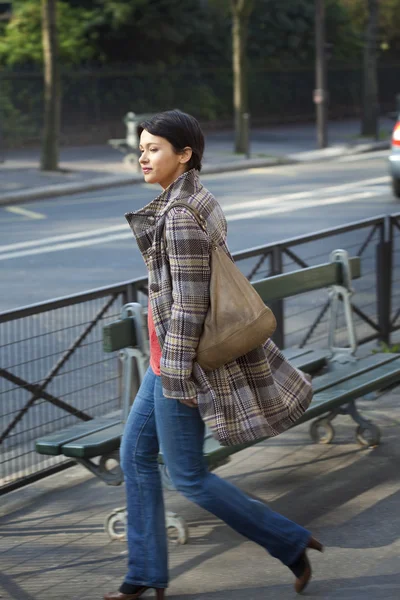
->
xmin=104 ymin=110 xmax=322 ymax=600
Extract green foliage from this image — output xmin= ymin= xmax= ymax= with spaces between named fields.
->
xmin=3 ymin=0 xmax=400 ymax=70
xmin=0 ymin=81 xmax=38 ymax=144
xmin=248 ymin=0 xmax=364 ymax=66
xmin=0 ymin=0 xmax=98 ymax=66
xmin=339 ymin=0 xmax=400 ymax=58
xmin=372 ymin=342 xmax=400 ymax=354
xmin=249 ymin=0 xmax=315 ymax=66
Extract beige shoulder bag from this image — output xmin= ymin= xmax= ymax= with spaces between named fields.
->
xmin=164 ymin=201 xmax=276 ymax=372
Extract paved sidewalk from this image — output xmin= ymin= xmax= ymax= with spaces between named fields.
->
xmin=1 ymin=386 xmax=400 ymax=600
xmin=0 ymin=118 xmax=393 ymax=205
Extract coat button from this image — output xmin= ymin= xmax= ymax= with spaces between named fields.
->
xmin=150 ymin=283 xmax=159 ymax=292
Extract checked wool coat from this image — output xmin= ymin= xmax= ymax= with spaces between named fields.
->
xmin=125 ymin=169 xmax=313 ymax=446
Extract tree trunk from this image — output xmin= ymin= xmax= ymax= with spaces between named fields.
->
xmin=361 ymin=0 xmax=379 ymax=138
xmin=232 ymin=0 xmax=253 ymax=154
xmin=41 ymin=0 xmax=60 ymax=171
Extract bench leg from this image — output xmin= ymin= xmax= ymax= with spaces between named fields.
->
xmin=105 ymin=507 xmax=127 ymax=540
xmin=309 ymin=401 xmax=381 ymax=448
xmin=104 ymin=508 xmax=189 ymax=545
xmin=166 ymin=511 xmax=189 ymax=545
xmin=343 ymin=400 xmax=381 ymax=447
xmin=309 ymin=412 xmax=337 ymax=444
xmin=75 ymin=451 xmax=124 ymax=486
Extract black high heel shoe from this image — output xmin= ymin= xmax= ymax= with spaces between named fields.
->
xmin=289 ymin=536 xmax=323 ymax=594
xmin=104 ymin=586 xmax=165 ymax=599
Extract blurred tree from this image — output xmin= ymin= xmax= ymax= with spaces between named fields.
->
xmin=362 ymin=0 xmax=379 ymax=137
xmin=231 ymin=0 xmax=254 ymax=152
xmin=212 ymin=0 xmax=254 ymax=152
xmin=41 ymin=0 xmax=60 ymax=170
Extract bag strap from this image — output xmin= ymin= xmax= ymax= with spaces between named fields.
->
xmin=164 ymin=200 xmax=208 ymax=234
xmin=162 ymin=201 xmax=209 ymax=252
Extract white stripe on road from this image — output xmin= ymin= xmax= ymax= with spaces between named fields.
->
xmin=0 ymin=175 xmax=389 ymax=255
xmin=4 ymin=206 xmax=46 ymax=220
xmin=0 ymin=232 xmax=133 ymax=261
xmin=222 ymin=175 xmax=389 ymax=212
xmin=0 ymin=223 xmax=128 ymax=252
xmin=227 ymin=191 xmax=377 ymax=221
xmin=0 ymin=189 xmax=385 ymax=262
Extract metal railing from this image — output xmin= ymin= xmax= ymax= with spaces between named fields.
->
xmin=390 ymin=212 xmax=400 ymax=335
xmin=1 ymin=213 xmax=398 ymax=494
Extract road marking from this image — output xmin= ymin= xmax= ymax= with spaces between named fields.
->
xmin=227 ymin=191 xmax=377 ymax=221
xmin=4 ymin=206 xmax=46 ymax=220
xmin=0 ymin=175 xmax=390 ymax=262
xmin=222 ymin=175 xmax=389 ymax=212
xmin=0 ymin=194 xmax=382 ymax=261
xmin=246 ymin=167 xmax=298 ymax=176
xmin=1 ymin=174 xmax=389 ymax=254
xmin=0 ymin=232 xmax=133 ymax=261
xmin=337 ymin=150 xmax=389 ymax=163
xmin=0 ymin=223 xmax=128 ymax=253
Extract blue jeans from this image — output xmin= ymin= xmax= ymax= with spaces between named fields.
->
xmin=120 ymin=366 xmax=310 ymax=588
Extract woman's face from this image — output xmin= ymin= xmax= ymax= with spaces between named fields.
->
xmin=138 ymin=130 xmax=192 ymax=189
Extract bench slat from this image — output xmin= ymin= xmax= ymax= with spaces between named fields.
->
xmin=300 ymin=356 xmax=400 ymax=423
xmin=36 ymin=352 xmax=400 ymax=463
xmin=103 ymin=317 xmax=137 ymax=352
xmin=196 ymin=353 xmax=400 ymax=464
xmin=61 ymin=423 xmax=123 ymax=458
xmin=312 ymin=353 xmax=400 ymax=393
xmin=282 ymin=348 xmax=313 ymax=361
xmin=35 ymin=417 xmax=121 ymax=456
xmin=286 ymin=349 xmax=328 ymax=373
xmin=253 ymin=257 xmax=361 ymax=302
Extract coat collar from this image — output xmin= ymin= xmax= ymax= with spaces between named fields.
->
xmin=125 ymin=169 xmax=202 ymax=256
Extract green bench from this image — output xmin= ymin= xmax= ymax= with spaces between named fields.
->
xmin=36 ymin=249 xmax=400 ymax=543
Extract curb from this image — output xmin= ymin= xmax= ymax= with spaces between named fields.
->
xmin=0 ymin=141 xmax=390 ymax=207
xmin=0 ymin=173 xmax=143 ymax=206
xmin=0 ymin=156 xmax=292 ymax=207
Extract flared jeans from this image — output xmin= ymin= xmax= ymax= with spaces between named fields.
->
xmin=120 ymin=366 xmax=310 ymax=588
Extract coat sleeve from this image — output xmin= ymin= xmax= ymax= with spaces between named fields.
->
xmin=160 ymin=207 xmax=211 ymax=400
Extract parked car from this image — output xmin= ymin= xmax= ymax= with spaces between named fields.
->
xmin=389 ymin=118 xmax=400 ymax=198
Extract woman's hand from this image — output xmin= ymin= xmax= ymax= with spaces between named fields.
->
xmin=179 ymin=397 xmax=198 ymax=408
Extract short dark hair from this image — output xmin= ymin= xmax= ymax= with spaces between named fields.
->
xmin=138 ymin=110 xmax=205 ymax=172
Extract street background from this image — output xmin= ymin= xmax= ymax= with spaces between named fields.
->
xmin=0 ymin=117 xmax=396 ymax=311
xmin=1 ymin=1 xmax=400 ymax=599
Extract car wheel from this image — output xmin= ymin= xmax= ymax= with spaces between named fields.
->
xmin=393 ymin=177 xmax=400 ymax=199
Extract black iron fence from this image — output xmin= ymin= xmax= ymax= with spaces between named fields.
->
xmin=1 ymin=63 xmax=400 ymax=146
xmin=0 ymin=213 xmax=398 ymax=494
xmin=391 ymin=213 xmax=400 ymax=335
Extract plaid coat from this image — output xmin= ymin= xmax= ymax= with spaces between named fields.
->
xmin=125 ymin=169 xmax=312 ymax=446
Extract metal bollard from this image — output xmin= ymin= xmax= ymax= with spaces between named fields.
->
xmin=242 ymin=112 xmax=251 ymax=159
xmin=122 ymin=112 xmax=141 ymax=169
xmin=124 ymin=112 xmax=139 ymax=153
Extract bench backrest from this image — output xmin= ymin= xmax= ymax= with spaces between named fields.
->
xmin=103 ymin=255 xmax=361 ymax=353
xmin=253 ymin=257 xmax=361 ymax=303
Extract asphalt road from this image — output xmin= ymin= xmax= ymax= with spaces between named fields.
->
xmin=0 ymin=150 xmax=398 ymax=313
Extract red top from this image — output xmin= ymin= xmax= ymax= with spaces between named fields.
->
xmin=148 ymin=303 xmax=162 ymax=376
